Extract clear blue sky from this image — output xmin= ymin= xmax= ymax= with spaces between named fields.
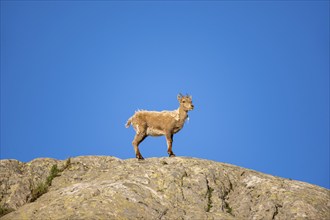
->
xmin=1 ymin=1 xmax=329 ymax=189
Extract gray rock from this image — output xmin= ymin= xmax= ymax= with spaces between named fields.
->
xmin=0 ymin=156 xmax=329 ymax=219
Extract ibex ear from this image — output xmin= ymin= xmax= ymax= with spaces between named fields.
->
xmin=189 ymin=95 xmax=192 ymax=99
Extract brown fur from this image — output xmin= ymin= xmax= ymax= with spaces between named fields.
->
xmin=125 ymin=94 xmax=194 ymax=160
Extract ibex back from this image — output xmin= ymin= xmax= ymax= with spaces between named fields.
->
xmin=125 ymin=94 xmax=194 ymax=160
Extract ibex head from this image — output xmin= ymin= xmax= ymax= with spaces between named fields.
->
xmin=177 ymin=93 xmax=194 ymax=111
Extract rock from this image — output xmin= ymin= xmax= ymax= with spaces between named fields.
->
xmin=0 ymin=156 xmax=329 ymax=219
xmin=0 ymin=158 xmax=59 ymax=210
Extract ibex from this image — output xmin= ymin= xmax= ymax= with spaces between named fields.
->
xmin=125 ymin=94 xmax=194 ymax=160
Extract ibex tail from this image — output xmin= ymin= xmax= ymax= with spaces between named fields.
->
xmin=125 ymin=117 xmax=132 ymax=128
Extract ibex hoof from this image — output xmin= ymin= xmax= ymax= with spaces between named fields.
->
xmin=137 ymin=156 xmax=145 ymax=160
xmin=169 ymin=154 xmax=176 ymax=157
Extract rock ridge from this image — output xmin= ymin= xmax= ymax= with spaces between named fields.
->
xmin=0 ymin=156 xmax=329 ymax=219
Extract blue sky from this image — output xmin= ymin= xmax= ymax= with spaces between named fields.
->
xmin=1 ymin=1 xmax=329 ymax=189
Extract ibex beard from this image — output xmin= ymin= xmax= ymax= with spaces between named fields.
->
xmin=125 ymin=94 xmax=194 ymax=160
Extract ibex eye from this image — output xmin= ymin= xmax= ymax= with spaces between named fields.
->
xmin=182 ymin=100 xmax=186 ymax=103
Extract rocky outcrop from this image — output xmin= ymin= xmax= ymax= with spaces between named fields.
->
xmin=1 ymin=156 xmax=329 ymax=219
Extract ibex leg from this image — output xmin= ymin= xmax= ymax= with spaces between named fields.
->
xmin=165 ymin=133 xmax=175 ymax=157
xmin=132 ymin=133 xmax=147 ymax=160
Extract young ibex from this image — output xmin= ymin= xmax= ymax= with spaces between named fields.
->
xmin=125 ymin=94 xmax=194 ymax=160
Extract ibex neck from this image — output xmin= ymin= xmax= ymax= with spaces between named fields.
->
xmin=177 ymin=107 xmax=188 ymax=122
